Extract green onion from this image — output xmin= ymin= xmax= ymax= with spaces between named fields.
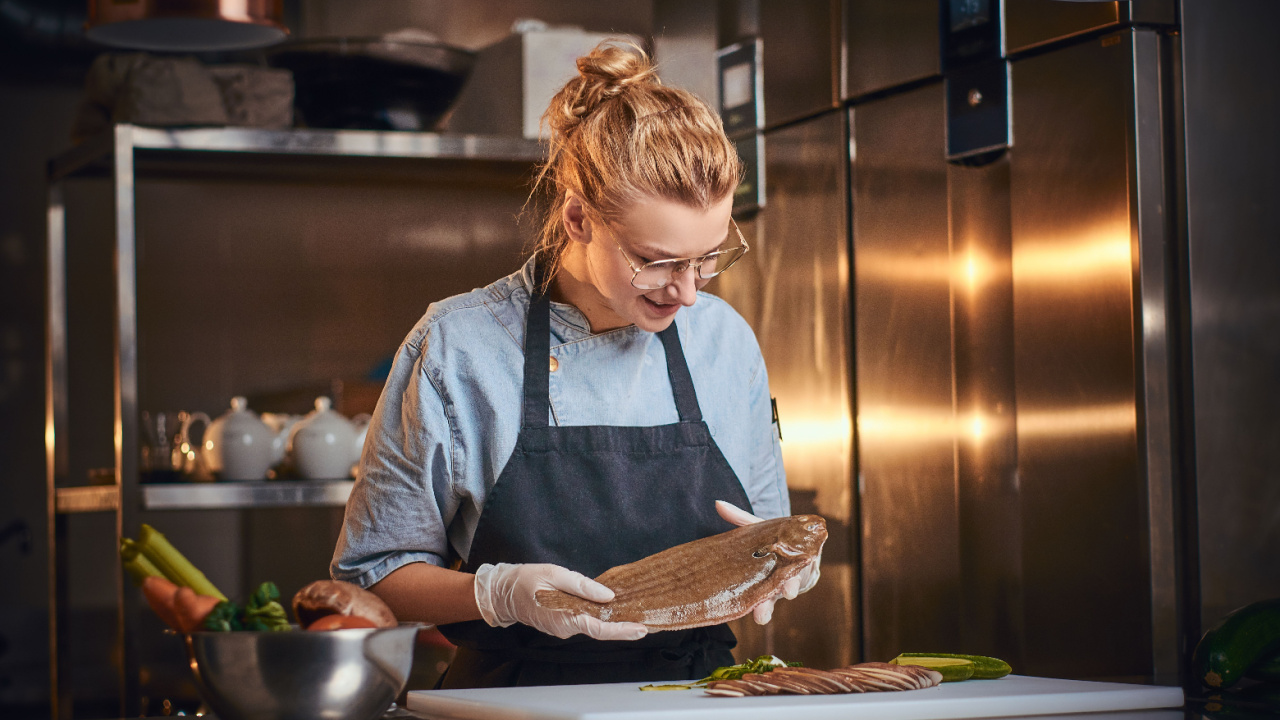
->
xmin=639 ymin=655 xmax=801 ymax=690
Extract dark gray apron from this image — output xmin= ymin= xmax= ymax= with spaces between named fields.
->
xmin=437 ymin=262 xmax=755 ymax=688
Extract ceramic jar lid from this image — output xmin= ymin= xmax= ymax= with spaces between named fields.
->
xmin=204 ymin=396 xmax=274 ymax=481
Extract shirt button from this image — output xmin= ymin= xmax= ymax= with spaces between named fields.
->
xmin=549 ymin=356 xmax=559 ymax=372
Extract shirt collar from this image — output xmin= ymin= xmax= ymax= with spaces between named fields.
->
xmin=516 ymin=255 xmax=595 ymax=338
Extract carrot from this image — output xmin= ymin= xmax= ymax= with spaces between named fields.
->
xmin=173 ymin=587 xmax=222 ymax=633
xmin=141 ymin=576 xmax=181 ymax=631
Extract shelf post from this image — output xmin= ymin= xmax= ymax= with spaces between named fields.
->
xmin=45 ymin=176 xmax=68 ymax=720
xmin=112 ymin=123 xmax=142 ymax=719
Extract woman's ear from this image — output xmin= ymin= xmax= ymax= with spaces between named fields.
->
xmin=562 ymin=194 xmax=592 ymax=245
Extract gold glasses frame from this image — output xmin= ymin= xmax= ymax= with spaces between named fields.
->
xmin=613 ymin=218 xmax=751 ymax=290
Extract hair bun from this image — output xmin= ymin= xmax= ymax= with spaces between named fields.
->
xmin=575 ymin=41 xmax=658 ymax=97
xmin=546 ymin=41 xmax=658 ymax=139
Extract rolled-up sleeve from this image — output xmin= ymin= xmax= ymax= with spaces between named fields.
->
xmin=745 ymin=357 xmax=790 ymax=519
xmin=331 ymin=332 xmax=456 ymax=588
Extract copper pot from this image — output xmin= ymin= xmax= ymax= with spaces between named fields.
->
xmin=86 ymin=0 xmax=287 ymax=52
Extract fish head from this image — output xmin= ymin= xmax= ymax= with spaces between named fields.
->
xmin=753 ymin=515 xmax=828 ymax=563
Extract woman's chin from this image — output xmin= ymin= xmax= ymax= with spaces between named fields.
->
xmin=634 ymin=316 xmax=677 ymax=333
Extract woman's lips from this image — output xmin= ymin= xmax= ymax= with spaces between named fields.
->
xmin=642 ymin=295 xmax=680 ymax=318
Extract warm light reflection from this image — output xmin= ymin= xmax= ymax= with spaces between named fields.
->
xmin=225 ymin=1 xmax=250 ymax=21
xmin=856 ymin=248 xmax=1000 ymax=292
xmin=969 ymin=412 xmax=986 ymax=442
xmin=779 ymin=415 xmax=854 ymax=450
xmin=1013 ymin=228 xmax=1132 ymax=283
xmin=1017 ymin=402 xmax=1136 ymax=438
xmin=856 ymin=251 xmax=952 ymax=285
xmin=857 ymin=407 xmax=958 ymax=443
xmin=858 ymin=402 xmax=1136 ymax=443
xmin=775 ymin=409 xmax=854 ymax=520
xmin=855 ymin=224 xmax=1132 ymax=290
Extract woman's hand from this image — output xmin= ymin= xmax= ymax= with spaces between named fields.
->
xmin=473 ymin=563 xmax=648 ymax=641
xmin=715 ymin=500 xmax=822 ymax=625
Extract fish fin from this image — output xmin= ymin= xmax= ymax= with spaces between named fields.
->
xmin=773 ymin=542 xmax=806 ymax=558
xmin=752 ymin=544 xmax=776 ymax=559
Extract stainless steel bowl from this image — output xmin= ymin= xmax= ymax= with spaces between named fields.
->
xmin=183 ymin=624 xmax=423 ymax=720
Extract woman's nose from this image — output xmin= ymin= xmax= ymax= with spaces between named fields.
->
xmin=666 ymin=266 xmax=699 ymax=306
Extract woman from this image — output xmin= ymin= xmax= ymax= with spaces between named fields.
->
xmin=332 ymin=42 xmax=820 ymax=688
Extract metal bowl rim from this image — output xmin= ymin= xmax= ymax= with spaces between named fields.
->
xmin=173 ymin=620 xmax=428 ymax=637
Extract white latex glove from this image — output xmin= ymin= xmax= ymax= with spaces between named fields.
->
xmin=473 ymin=562 xmax=648 ymax=641
xmin=716 ymin=500 xmax=822 ymax=625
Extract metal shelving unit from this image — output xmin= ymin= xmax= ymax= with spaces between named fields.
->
xmin=44 ymin=124 xmax=543 ymax=718
xmin=140 ymin=480 xmax=354 ymax=510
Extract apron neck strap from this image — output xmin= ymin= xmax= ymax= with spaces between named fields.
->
xmin=521 ymin=258 xmax=703 ymax=428
xmin=657 ymin=324 xmax=703 ymax=422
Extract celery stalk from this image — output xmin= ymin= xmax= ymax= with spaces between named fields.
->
xmin=136 ymin=524 xmax=227 ymax=601
xmin=119 ymin=538 xmax=164 ymax=585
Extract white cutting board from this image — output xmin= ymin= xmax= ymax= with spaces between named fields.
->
xmin=405 ymin=674 xmax=1184 ymax=720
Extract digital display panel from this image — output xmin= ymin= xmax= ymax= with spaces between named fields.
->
xmin=722 ymin=62 xmax=753 ymax=110
xmin=950 ymin=0 xmax=990 ymax=32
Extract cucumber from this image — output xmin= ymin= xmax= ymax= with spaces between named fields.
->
xmin=895 ymin=653 xmax=1011 ymax=679
xmin=1199 ymin=683 xmax=1280 ymax=720
xmin=1244 ymin=647 xmax=1280 ymax=684
xmin=1193 ymin=598 xmax=1280 ymax=689
xmin=1224 ymin=682 xmax=1280 ymax=708
xmin=890 ymin=656 xmax=975 ymax=682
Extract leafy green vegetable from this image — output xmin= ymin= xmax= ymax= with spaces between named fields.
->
xmin=202 ymin=601 xmax=243 ymax=632
xmin=702 ymin=655 xmax=802 ymax=682
xmin=243 ymin=582 xmax=291 ymax=632
xmin=639 ymin=655 xmax=801 ymax=691
xmin=199 ymin=582 xmax=292 ymax=632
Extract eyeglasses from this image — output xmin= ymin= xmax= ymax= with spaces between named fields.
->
xmin=614 ymin=218 xmax=751 ymax=290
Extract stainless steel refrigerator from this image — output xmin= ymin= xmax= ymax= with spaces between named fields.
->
xmin=684 ymin=0 xmax=1280 ymax=685
xmin=848 ymin=15 xmax=1182 ymax=682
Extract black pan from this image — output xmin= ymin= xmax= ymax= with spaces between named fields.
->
xmin=266 ymin=37 xmax=476 ymax=131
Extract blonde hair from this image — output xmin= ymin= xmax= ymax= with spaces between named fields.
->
xmin=528 ymin=41 xmax=743 ymax=288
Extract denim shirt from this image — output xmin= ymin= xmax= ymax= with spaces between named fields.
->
xmin=332 ymin=257 xmax=788 ymax=588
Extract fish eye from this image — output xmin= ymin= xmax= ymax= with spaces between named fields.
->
xmin=752 ymin=550 xmax=769 ymax=558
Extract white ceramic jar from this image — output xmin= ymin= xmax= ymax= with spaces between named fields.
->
xmin=289 ymin=397 xmax=357 ymax=480
xmin=202 ymin=396 xmax=274 ymax=481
